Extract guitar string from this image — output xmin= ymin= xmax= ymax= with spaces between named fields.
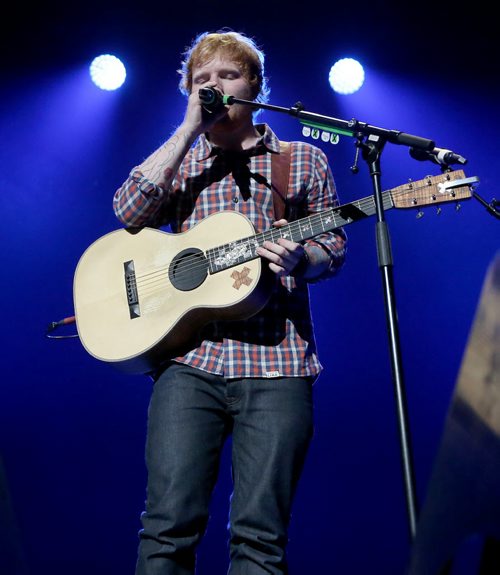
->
xmin=133 ymin=206 xmax=350 ymax=295
xmin=133 ymin=181 xmax=464 ymax=294
xmin=134 ymin=193 xmax=384 ymax=289
xmin=132 ymin=178 xmax=466 ymax=295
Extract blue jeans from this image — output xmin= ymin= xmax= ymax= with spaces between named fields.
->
xmin=135 ymin=362 xmax=314 ymax=575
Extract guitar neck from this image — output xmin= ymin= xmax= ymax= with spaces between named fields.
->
xmin=208 ymin=191 xmax=393 ymax=273
xmin=267 ymin=191 xmax=393 ymax=243
xmin=208 ymin=168 xmax=475 ymax=274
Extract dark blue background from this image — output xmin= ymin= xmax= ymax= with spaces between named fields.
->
xmin=1 ymin=2 xmax=498 ymax=573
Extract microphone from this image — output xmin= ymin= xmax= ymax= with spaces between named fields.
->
xmin=198 ymin=87 xmax=233 ymax=112
xmin=409 ymin=146 xmax=467 ymax=166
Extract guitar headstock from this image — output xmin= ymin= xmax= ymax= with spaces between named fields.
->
xmin=390 ymin=170 xmax=478 ymax=209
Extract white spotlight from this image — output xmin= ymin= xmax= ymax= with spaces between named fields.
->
xmin=329 ymin=58 xmax=365 ymax=95
xmin=89 ymin=54 xmax=127 ymax=91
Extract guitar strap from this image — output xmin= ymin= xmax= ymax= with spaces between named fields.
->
xmin=270 ymin=141 xmax=292 ymax=220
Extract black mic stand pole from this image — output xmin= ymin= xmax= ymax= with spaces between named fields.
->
xmin=223 ymin=95 xmax=437 ymax=540
xmin=356 ymin=131 xmax=419 ymax=539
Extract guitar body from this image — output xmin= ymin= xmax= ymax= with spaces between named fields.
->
xmin=73 ymin=211 xmax=272 ymax=373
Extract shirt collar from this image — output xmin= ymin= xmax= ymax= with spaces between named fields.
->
xmin=193 ymin=123 xmax=282 ymax=161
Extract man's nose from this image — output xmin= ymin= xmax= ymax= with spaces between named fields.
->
xmin=207 ymin=76 xmax=222 ymax=88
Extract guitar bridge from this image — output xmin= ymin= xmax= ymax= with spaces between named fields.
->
xmin=124 ymin=260 xmax=140 ymax=319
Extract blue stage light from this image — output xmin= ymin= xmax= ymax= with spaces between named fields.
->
xmin=89 ymin=54 xmax=126 ymax=91
xmin=329 ymin=58 xmax=365 ymax=95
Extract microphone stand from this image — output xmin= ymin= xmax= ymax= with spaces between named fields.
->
xmin=225 ymin=95 xmax=439 ymax=540
xmin=358 ymin=132 xmax=420 ymax=540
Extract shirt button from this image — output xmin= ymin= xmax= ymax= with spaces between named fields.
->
xmin=232 ymin=197 xmax=239 ymax=203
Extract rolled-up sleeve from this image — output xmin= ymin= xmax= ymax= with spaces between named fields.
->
xmin=113 ymin=169 xmax=169 ymax=228
xmin=301 ymin=146 xmax=347 ymax=282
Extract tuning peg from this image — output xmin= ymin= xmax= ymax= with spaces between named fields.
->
xmin=455 ymin=203 xmax=462 ymax=211
xmin=416 ymin=210 xmax=424 ymax=219
xmin=436 ymin=206 xmax=442 ymax=215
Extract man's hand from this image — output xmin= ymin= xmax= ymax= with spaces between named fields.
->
xmin=182 ymin=85 xmax=229 ymax=137
xmin=256 ymin=219 xmax=307 ymax=277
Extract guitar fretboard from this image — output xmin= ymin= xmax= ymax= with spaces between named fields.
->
xmin=207 ymin=191 xmax=395 ymax=273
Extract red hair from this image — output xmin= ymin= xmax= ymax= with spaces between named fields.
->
xmin=178 ymin=30 xmax=270 ymax=104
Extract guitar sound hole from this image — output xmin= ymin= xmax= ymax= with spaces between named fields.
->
xmin=169 ymin=248 xmax=208 ymax=291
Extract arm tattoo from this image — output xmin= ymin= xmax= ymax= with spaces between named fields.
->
xmin=148 ymin=134 xmax=186 ymax=183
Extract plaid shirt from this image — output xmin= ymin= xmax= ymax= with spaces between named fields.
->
xmin=113 ymin=124 xmax=346 ymax=378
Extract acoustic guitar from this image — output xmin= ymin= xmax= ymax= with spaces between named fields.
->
xmin=73 ymin=170 xmax=476 ymax=373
